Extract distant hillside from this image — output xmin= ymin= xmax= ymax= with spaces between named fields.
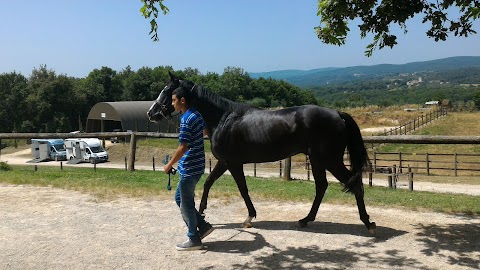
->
xmin=249 ymin=56 xmax=480 ymax=88
xmin=249 ymin=67 xmax=340 ymax=81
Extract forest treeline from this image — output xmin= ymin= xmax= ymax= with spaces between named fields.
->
xmin=2 ymin=65 xmax=480 ymax=134
xmin=0 ymin=65 xmax=317 ymax=133
xmin=313 ymin=83 xmax=480 ymax=109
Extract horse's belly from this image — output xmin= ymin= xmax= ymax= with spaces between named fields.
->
xmin=226 ymin=143 xmax=305 ymax=164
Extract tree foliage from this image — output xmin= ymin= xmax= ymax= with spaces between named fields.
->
xmin=0 ymin=72 xmax=28 ymax=132
xmin=140 ymin=1 xmax=479 ymax=55
xmin=474 ymin=91 xmax=480 ymax=109
xmin=316 ymin=0 xmax=479 ymax=56
xmin=0 ymin=65 xmax=317 ymax=133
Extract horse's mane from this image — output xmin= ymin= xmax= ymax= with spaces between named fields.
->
xmin=188 ymin=82 xmax=255 ymax=114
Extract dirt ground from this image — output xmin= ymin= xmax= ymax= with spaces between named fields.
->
xmin=1 ymin=148 xmax=480 ymax=269
xmin=0 ymin=183 xmax=479 ymax=270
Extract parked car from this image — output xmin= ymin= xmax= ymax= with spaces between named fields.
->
xmin=110 ymin=129 xmax=122 ymax=143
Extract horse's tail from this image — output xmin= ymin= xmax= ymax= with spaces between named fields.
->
xmin=338 ymin=111 xmax=370 ymax=193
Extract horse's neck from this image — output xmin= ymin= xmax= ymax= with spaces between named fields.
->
xmin=196 ymin=99 xmax=230 ymax=129
xmin=194 ymin=86 xmax=242 ymax=130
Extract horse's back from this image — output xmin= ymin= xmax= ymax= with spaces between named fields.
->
xmin=211 ymin=105 xmax=347 ymax=164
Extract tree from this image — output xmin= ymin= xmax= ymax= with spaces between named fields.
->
xmin=24 ymin=65 xmax=77 ymax=132
xmin=84 ymin=67 xmax=123 ymax=102
xmin=474 ymin=91 xmax=480 ymax=110
xmin=140 ymin=0 xmax=169 ymax=41
xmin=0 ymin=72 xmax=28 ymax=132
xmin=121 ymin=67 xmax=154 ymax=101
xmin=316 ymin=0 xmax=479 ymax=56
xmin=141 ymin=1 xmax=479 ymax=56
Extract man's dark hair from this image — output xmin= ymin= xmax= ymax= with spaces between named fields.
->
xmin=172 ymin=87 xmax=191 ymax=106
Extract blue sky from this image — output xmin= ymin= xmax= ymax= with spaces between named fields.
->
xmin=1 ymin=0 xmax=479 ymax=78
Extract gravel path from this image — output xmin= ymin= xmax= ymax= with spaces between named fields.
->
xmin=1 ymin=184 xmax=479 ymax=270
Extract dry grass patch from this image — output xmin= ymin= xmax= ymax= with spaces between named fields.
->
xmin=344 ymin=105 xmax=435 ymax=129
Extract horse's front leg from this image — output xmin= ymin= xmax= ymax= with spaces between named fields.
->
xmin=199 ymin=161 xmax=228 ymax=214
xmin=229 ymin=164 xmax=256 ymax=228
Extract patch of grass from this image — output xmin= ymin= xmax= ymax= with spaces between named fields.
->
xmin=0 ymin=166 xmax=171 ymax=200
xmin=137 ymin=137 xmax=179 ymax=148
xmin=0 ymin=162 xmax=12 ymax=171
xmin=345 ymin=105 xmax=435 ymax=128
xmin=374 ymin=112 xmax=480 ymax=154
xmin=414 ymin=112 xmax=480 ymax=136
xmin=1 ymin=165 xmax=478 ymax=215
xmin=138 ymin=138 xmax=212 ymax=152
xmin=405 ymin=174 xmax=480 ymax=185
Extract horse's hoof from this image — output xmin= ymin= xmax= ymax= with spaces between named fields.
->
xmin=241 ymin=216 xmax=254 ymax=228
xmin=242 ymin=222 xmax=252 ymax=228
xmin=368 ymin=222 xmax=377 ymax=235
xmin=298 ymin=220 xmax=308 ymax=228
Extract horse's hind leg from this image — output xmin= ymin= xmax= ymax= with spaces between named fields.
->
xmin=199 ymin=161 xmax=228 ymax=214
xmin=329 ymin=164 xmax=376 ymax=234
xmin=229 ymin=164 xmax=256 ymax=228
xmin=299 ymin=156 xmax=328 ymax=227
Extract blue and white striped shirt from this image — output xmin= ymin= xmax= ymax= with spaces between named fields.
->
xmin=178 ymin=108 xmax=205 ymax=177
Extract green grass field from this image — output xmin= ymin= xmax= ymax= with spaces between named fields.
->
xmin=1 ymin=165 xmax=478 ymax=215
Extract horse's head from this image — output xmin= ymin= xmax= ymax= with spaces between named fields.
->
xmin=147 ymin=71 xmax=181 ymax=122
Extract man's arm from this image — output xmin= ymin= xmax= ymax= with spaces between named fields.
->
xmin=164 ymin=142 xmax=188 ymax=174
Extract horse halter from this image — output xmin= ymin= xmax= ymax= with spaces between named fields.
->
xmin=154 ymin=93 xmax=169 ymax=118
xmin=152 ymin=82 xmax=197 ymax=124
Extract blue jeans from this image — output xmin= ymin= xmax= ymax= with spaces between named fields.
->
xmin=175 ymin=174 xmax=206 ymax=242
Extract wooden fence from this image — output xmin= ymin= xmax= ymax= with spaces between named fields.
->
xmin=376 ymin=107 xmax=447 ymax=136
xmin=1 ymin=133 xmax=480 ymax=177
xmin=372 ymin=152 xmax=480 ymax=176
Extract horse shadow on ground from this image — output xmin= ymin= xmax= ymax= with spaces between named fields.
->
xmin=204 ymin=219 xmax=480 ymax=269
xmin=214 ymin=220 xmax=406 ymax=241
xmin=204 ymin=221 xmax=429 ymax=270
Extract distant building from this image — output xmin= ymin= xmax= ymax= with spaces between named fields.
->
xmin=425 ymin=101 xmax=439 ymax=106
xmin=86 ymin=101 xmax=179 ymax=133
xmin=407 ymin=77 xmax=423 ymax=87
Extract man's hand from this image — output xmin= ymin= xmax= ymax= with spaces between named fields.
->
xmin=164 ymin=164 xmax=173 ymax=174
xmin=164 ymin=142 xmax=188 ymax=174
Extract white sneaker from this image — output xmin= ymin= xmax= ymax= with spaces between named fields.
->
xmin=176 ymin=239 xmax=203 ymax=251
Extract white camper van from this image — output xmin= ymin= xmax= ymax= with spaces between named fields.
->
xmin=65 ymin=138 xmax=108 ymax=164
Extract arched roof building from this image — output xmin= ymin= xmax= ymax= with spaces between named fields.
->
xmin=86 ymin=101 xmax=179 ymax=133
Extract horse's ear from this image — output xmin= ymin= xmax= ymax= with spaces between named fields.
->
xmin=168 ymin=71 xmax=178 ymax=82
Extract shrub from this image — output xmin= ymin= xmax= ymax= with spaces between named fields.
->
xmin=0 ymin=162 xmax=12 ymax=171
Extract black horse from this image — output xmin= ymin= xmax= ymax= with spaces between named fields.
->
xmin=148 ymin=72 xmax=376 ymax=234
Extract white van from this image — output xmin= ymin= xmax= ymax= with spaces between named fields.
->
xmin=30 ymin=139 xmax=67 ymax=162
xmin=65 ymin=138 xmax=108 ymax=164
